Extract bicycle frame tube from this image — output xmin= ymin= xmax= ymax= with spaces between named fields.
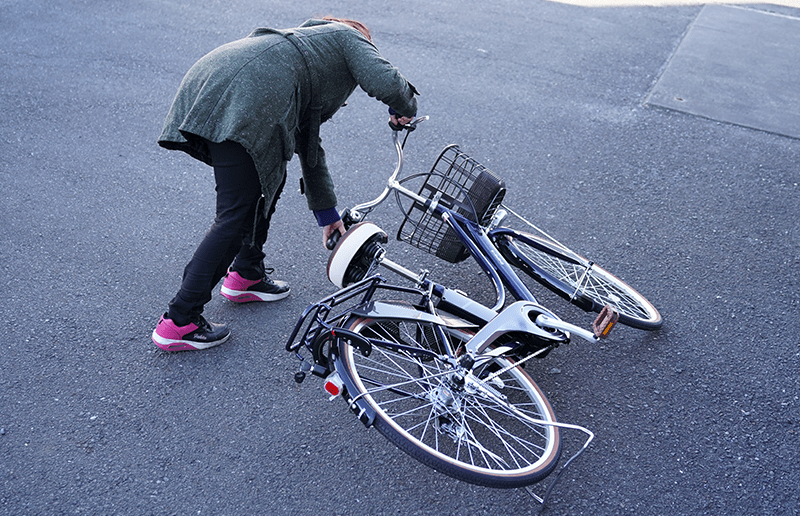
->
xmin=370 ymin=174 xmax=542 ymax=311
xmin=438 ymin=211 xmax=539 ymax=308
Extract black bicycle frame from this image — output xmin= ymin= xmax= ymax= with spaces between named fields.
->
xmin=426 ymin=205 xmax=538 ymax=312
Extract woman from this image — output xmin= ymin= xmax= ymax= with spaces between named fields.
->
xmin=152 ymin=17 xmax=418 ymax=351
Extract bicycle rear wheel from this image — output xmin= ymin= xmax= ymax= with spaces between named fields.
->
xmin=496 ymin=230 xmax=662 ymax=330
xmin=338 ymin=316 xmax=561 ymax=488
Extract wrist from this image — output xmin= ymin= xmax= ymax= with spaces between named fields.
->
xmin=314 ymin=207 xmax=341 ymax=227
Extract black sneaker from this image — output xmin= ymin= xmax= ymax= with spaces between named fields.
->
xmin=221 ymin=269 xmax=290 ymax=303
xmin=152 ymin=313 xmax=231 ymax=351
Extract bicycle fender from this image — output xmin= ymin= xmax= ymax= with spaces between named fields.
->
xmin=331 ymin=355 xmax=377 ymax=427
xmin=351 ymin=300 xmax=447 ymax=326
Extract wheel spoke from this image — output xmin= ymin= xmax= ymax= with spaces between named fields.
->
xmin=463 ymin=398 xmax=550 ymax=463
xmin=340 ymin=316 xmax=561 ymax=486
xmin=505 ymin=232 xmax=661 ymax=329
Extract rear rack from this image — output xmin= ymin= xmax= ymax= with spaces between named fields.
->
xmin=285 ymin=276 xmax=428 ymax=354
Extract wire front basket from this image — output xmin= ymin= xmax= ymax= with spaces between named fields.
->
xmin=397 ymin=145 xmax=506 ymax=263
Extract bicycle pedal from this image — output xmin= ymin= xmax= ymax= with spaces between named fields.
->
xmin=592 ymin=305 xmax=619 ymax=339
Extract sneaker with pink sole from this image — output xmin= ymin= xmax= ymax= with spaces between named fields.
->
xmin=151 ymin=313 xmax=231 ymax=351
xmin=221 ymin=269 xmax=290 ymax=303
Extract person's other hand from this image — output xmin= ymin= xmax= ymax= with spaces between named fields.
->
xmin=323 ymin=220 xmax=345 ymax=249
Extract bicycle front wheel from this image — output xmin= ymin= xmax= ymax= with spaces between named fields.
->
xmin=497 ymin=231 xmax=662 ymax=330
xmin=338 ymin=316 xmax=561 ymax=488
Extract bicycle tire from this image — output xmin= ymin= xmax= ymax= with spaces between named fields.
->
xmin=338 ymin=315 xmax=561 ymax=488
xmin=496 ymin=230 xmax=662 ymax=330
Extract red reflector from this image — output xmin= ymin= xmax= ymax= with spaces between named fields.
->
xmin=324 ymin=373 xmax=343 ymax=397
xmin=324 ymin=381 xmax=340 ymax=396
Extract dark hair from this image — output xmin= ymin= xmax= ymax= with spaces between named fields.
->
xmin=320 ymin=16 xmax=372 ymax=42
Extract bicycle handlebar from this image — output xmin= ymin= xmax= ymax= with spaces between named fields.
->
xmin=350 ymin=115 xmax=428 ymax=216
xmin=325 ymin=116 xmax=429 ymax=250
xmin=391 ymin=115 xmax=429 ymax=132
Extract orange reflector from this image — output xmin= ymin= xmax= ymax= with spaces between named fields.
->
xmin=593 ymin=305 xmax=619 ymax=339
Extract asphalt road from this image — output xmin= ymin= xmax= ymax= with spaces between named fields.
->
xmin=1 ymin=1 xmax=798 ymax=515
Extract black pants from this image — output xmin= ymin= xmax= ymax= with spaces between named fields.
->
xmin=167 ymin=139 xmax=286 ymax=325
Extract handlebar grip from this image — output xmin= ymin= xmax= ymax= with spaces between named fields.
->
xmin=326 ymin=229 xmax=342 ymax=250
xmin=388 ymin=107 xmax=418 ymax=132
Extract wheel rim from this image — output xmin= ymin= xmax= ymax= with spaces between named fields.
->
xmin=343 ymin=318 xmax=560 ymax=480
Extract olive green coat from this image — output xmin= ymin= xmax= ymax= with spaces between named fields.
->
xmin=158 ymin=19 xmax=418 ymax=212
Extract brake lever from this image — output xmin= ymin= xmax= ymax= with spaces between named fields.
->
xmin=388 ymin=115 xmax=429 ymax=132
xmin=409 ymin=115 xmax=429 ymax=128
